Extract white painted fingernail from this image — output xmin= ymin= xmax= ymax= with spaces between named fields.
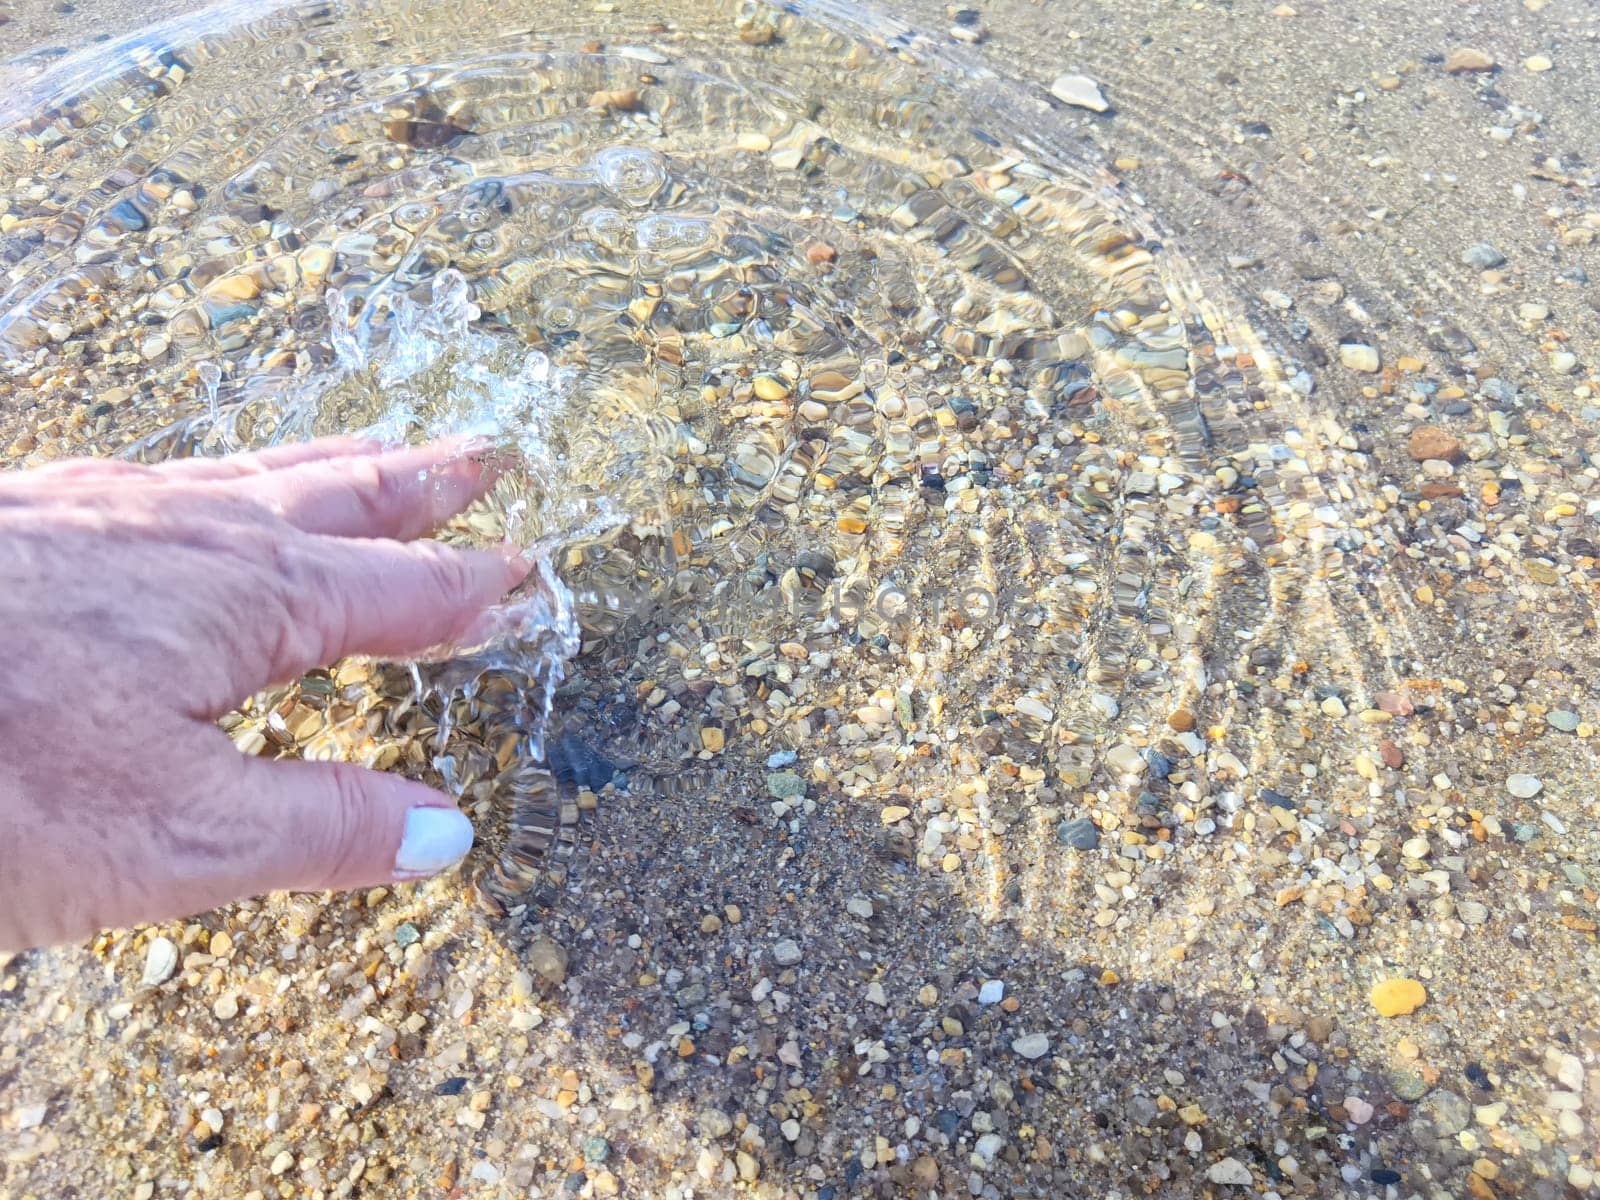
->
xmin=394 ymin=807 xmax=474 ymax=876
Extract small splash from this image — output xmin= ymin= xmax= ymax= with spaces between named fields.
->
xmin=210 ymin=268 xmax=667 ymax=758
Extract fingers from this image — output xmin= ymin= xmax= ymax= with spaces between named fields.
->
xmin=229 ymin=438 xmax=503 ymax=541
xmin=235 ymin=755 xmax=475 ymax=895
xmin=250 ymin=535 xmax=531 ymax=690
xmin=156 ymin=436 xmax=385 ymax=481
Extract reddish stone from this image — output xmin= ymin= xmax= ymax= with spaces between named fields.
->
xmin=1375 ymin=691 xmax=1415 ymax=716
xmin=1408 ymin=425 xmax=1464 ymax=462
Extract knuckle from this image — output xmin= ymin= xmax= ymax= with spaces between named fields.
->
xmin=320 ymin=765 xmax=381 ymax=880
xmin=262 ymin=533 xmax=341 ymax=669
xmin=346 ymin=458 xmax=402 ymax=529
xmin=425 ymin=545 xmax=477 ymax=607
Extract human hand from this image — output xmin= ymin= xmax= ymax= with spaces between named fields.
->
xmin=0 ymin=436 xmax=529 ymax=952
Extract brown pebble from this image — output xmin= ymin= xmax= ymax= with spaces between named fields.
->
xmin=1408 ymin=425 xmax=1464 ymax=462
xmin=1375 ymin=691 xmax=1414 ymax=716
xmin=1444 ymin=47 xmax=1496 ymax=74
xmin=805 ymin=241 xmax=837 ymax=265
xmin=1168 ymin=707 xmax=1197 ymax=732
xmin=588 ymin=88 xmax=641 ymax=112
xmin=1379 ymin=740 xmax=1404 ymax=769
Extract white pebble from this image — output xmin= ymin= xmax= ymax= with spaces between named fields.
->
xmin=141 ymin=937 xmax=178 ymax=987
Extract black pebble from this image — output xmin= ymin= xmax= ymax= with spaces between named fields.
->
xmin=548 ymin=733 xmax=616 ymax=790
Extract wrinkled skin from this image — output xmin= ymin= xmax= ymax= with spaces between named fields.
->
xmin=0 ymin=437 xmax=529 ymax=951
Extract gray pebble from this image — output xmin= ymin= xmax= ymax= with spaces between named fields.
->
xmin=1056 ymin=817 xmax=1100 ymax=850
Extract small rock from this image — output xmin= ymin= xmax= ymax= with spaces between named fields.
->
xmin=699 ymin=726 xmax=725 ymax=753
xmin=1408 ymin=425 xmax=1464 ymax=462
xmin=978 ymin=979 xmax=1005 ymax=1005
xmin=1525 ymin=54 xmax=1553 ymax=72
xmin=1445 ymin=47 xmax=1496 ymax=73
xmin=1207 ymin=1157 xmax=1254 ymax=1186
xmin=1462 ymin=243 xmax=1507 ymax=270
xmin=1338 ymin=342 xmax=1381 ymax=373
xmin=773 ymin=938 xmax=803 ymax=966
xmin=1507 ymin=773 xmax=1543 ymax=798
xmin=766 ymin=771 xmax=805 ymax=800
xmin=1458 ymin=901 xmax=1489 ymax=925
xmin=1547 ymin=710 xmax=1579 ymax=732
xmin=1105 ymin=743 xmax=1145 ymax=775
xmin=1049 ymin=74 xmax=1109 ymax=113
xmin=583 ymin=1136 xmax=611 ymax=1164
xmin=142 ymin=936 xmax=178 ymax=987
xmin=1012 ymin=1033 xmax=1051 ymax=1060
xmin=1422 ymin=1090 xmax=1472 ymax=1137
xmin=1370 ymin=978 xmax=1427 ymax=1017
xmin=393 ymin=923 xmax=420 ymax=948
xmin=1056 ymin=817 xmax=1100 ymax=850
xmin=1344 ymin=1096 xmax=1375 ymax=1124
xmin=528 ymin=936 xmax=569 ymax=986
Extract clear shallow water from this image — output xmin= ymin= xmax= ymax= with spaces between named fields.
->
xmin=0 ymin=0 xmax=1314 ymax=912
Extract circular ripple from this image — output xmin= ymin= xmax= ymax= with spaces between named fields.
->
xmin=0 ymin=0 xmax=1317 ymax=916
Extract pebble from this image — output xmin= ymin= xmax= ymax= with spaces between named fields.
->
xmin=766 ymin=771 xmax=805 ymax=799
xmin=1549 ymin=350 xmax=1578 ymax=374
xmin=1012 ymin=1033 xmax=1051 ymax=1060
xmin=975 ymin=1133 xmax=1005 ymax=1162
xmin=393 ymin=922 xmax=420 ymax=948
xmin=978 ymin=979 xmax=1005 ymax=1005
xmin=1056 ymin=817 xmax=1100 ymax=850
xmin=213 ymin=995 xmax=239 ymax=1021
xmin=1546 ymin=710 xmax=1578 ymax=732
xmin=1525 ymin=54 xmax=1553 ymax=72
xmin=1506 ymin=773 xmax=1543 ymax=798
xmin=1445 ymin=47 xmax=1496 ymax=73
xmin=1408 ymin=425 xmax=1464 ymax=462
xmin=1423 ymin=1090 xmax=1472 ymax=1137
xmin=1049 ymin=74 xmax=1109 ymax=113
xmin=528 ymin=937 xmax=569 ymax=985
xmin=1338 ymin=342 xmax=1380 ymax=372
xmin=141 ymin=937 xmax=178 ymax=987
xmin=1206 ymin=1157 xmax=1253 ymax=1186
xmin=1462 ymin=243 xmax=1507 ymax=270
xmin=773 ymin=938 xmax=803 ymax=966
xmin=1370 ymin=978 xmax=1427 ymax=1017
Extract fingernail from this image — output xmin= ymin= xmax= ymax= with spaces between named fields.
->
xmin=394 ymin=806 xmax=475 ymax=876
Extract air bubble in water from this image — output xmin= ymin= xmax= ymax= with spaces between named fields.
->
xmin=594 ymin=146 xmax=668 ymax=207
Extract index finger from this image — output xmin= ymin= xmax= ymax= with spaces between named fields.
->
xmin=227 ymin=437 xmax=507 ymax=542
